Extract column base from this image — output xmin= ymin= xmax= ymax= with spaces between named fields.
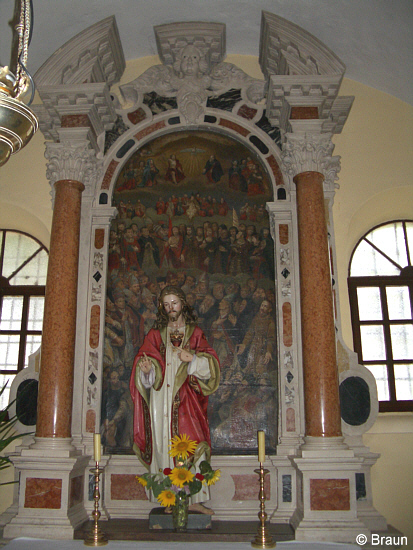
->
xmin=292 ymin=436 xmax=370 ymax=543
xmin=3 ymin=440 xmax=90 ymax=540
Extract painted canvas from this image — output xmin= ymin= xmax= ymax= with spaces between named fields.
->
xmin=102 ymin=130 xmax=278 ymax=455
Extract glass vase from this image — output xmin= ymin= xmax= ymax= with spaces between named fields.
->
xmin=172 ymin=492 xmax=189 ymax=532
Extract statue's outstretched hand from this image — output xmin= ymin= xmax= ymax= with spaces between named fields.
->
xmin=139 ymin=353 xmax=153 ymax=373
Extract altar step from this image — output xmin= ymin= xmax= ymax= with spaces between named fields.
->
xmin=74 ymin=518 xmax=295 ymax=543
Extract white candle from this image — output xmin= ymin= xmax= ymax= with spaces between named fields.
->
xmin=258 ymin=431 xmax=265 ymax=464
xmin=94 ymin=433 xmax=101 ymax=462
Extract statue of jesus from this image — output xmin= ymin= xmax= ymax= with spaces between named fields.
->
xmin=130 ymin=285 xmax=220 ymax=513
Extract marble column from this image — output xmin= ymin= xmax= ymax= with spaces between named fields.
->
xmin=294 ymin=169 xmax=342 ymax=438
xmin=36 ymin=179 xmax=85 ymax=440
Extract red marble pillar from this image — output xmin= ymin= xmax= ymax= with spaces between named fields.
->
xmin=294 ymin=170 xmax=342 ymax=438
xmin=36 ymin=180 xmax=85 ymax=439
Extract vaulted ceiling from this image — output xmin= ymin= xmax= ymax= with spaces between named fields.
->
xmin=1 ymin=0 xmax=412 ymax=106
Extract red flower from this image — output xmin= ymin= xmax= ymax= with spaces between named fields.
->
xmin=195 ymin=473 xmax=204 ymax=481
xmin=163 ymin=468 xmax=172 ymax=475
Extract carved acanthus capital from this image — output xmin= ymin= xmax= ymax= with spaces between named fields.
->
xmin=281 ymin=132 xmax=341 ymax=189
xmin=45 ymin=140 xmax=103 ymax=201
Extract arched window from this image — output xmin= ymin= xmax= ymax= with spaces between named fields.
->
xmin=0 ymin=230 xmax=48 ymax=409
xmin=348 ymin=220 xmax=413 ymax=412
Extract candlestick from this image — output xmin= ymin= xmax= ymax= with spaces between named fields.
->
xmin=84 ymin=464 xmax=108 ymax=547
xmin=251 ymin=464 xmax=276 ymax=548
xmin=94 ymin=433 xmax=101 ymax=463
xmin=258 ymin=430 xmax=265 ymax=464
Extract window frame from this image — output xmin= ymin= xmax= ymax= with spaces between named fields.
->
xmin=348 ymin=220 xmax=413 ymax=413
xmin=0 ymin=230 xmax=48 ymax=380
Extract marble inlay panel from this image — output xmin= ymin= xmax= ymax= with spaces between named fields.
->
xmin=101 ymin=160 xmax=119 ymax=190
xmin=286 ymin=407 xmax=296 ymax=432
xmin=128 ymin=108 xmax=147 ymax=125
xmin=237 ymin=104 xmax=257 ymax=120
xmin=94 ymin=229 xmax=105 ymax=250
xmin=218 ymin=118 xmax=250 ymax=137
xmin=111 ymin=474 xmax=148 ymax=500
xmin=134 ymin=120 xmax=166 ymax=142
xmin=266 ymin=155 xmax=284 ymax=186
xmin=89 ymin=305 xmax=100 ymax=349
xmin=282 ymin=302 xmax=293 ymax=347
xmin=279 ymin=224 xmax=289 ymax=245
xmin=290 ymin=106 xmax=319 ymax=120
xmin=310 ymin=479 xmax=350 ymax=511
xmin=86 ymin=409 xmax=96 ymax=433
xmin=61 ymin=114 xmax=91 ymax=128
xmin=231 ymin=474 xmax=270 ymax=500
xmin=24 ymin=478 xmax=62 ymax=509
xmin=69 ymin=475 xmax=84 ymax=508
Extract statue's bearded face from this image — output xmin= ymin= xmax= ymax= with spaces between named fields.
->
xmin=162 ymin=294 xmax=183 ymax=322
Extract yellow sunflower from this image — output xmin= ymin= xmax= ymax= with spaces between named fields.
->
xmin=207 ymin=469 xmax=221 ymax=486
xmin=157 ymin=489 xmax=176 ymax=507
xmin=169 ymin=467 xmax=194 ymax=488
xmin=136 ymin=476 xmax=147 ymax=487
xmin=169 ymin=434 xmax=197 ymax=460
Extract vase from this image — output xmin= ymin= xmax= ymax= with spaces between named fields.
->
xmin=172 ymin=492 xmax=189 ymax=532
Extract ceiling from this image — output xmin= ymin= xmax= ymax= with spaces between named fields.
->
xmin=1 ymin=0 xmax=412 ymax=106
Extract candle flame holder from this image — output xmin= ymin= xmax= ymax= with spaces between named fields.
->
xmin=251 ymin=463 xmax=276 ymax=548
xmin=84 ymin=462 xmax=108 ymax=547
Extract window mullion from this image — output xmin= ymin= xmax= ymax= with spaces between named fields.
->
xmin=17 ymin=294 xmax=30 ymax=372
xmin=380 ymin=284 xmax=396 ymax=403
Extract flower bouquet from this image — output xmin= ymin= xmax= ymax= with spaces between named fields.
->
xmin=137 ymin=434 xmax=220 ymax=531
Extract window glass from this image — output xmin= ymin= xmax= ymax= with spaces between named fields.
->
xmin=2 ymin=232 xmax=41 ymax=280
xmin=387 ymin=286 xmax=412 ymax=320
xmin=390 ymin=325 xmax=413 ymax=360
xmin=357 ymin=287 xmax=382 ymax=320
xmin=0 ymin=334 xmax=20 ymax=370
xmin=0 ymin=374 xmax=12 ymax=410
xmin=350 ymin=239 xmax=399 ymax=277
xmin=360 ymin=326 xmax=386 ymax=361
xmin=368 ymin=222 xmax=408 ymax=269
xmin=27 ymin=297 xmax=45 ymax=331
xmin=365 ymin=365 xmax=389 ymax=401
xmin=10 ymin=249 xmax=48 ymax=286
xmin=0 ymin=296 xmax=23 ymax=330
xmin=394 ymin=364 xmax=413 ymax=400
xmin=24 ymin=335 xmax=42 ymax=366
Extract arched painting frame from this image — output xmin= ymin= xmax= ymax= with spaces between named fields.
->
xmin=101 ymin=129 xmax=278 ymax=455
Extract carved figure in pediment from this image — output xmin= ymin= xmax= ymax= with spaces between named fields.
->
xmin=119 ymin=42 xmax=265 ymax=124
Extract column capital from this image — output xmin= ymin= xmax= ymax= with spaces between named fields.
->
xmin=45 ymin=136 xmax=103 ymax=200
xmin=281 ymin=130 xmax=341 ymax=191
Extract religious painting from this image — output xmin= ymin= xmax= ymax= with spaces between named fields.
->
xmin=102 ymin=130 xmax=278 ymax=455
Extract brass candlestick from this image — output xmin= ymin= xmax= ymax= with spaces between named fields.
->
xmin=84 ymin=462 xmax=108 ymax=546
xmin=251 ymin=463 xmax=276 ymax=548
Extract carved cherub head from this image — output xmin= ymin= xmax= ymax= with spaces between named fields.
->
xmin=173 ymin=44 xmax=209 ymax=77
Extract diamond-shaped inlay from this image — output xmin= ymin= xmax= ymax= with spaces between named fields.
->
xmin=286 ymin=371 xmax=294 ymax=383
xmin=281 ymin=268 xmax=290 ymax=279
xmin=93 ymin=271 xmax=102 ymax=282
xmin=89 ymin=372 xmax=97 ymax=385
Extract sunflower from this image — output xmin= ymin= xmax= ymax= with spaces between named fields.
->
xmin=207 ymin=469 xmax=221 ymax=486
xmin=169 ymin=434 xmax=197 ymax=460
xmin=157 ymin=489 xmax=176 ymax=507
xmin=136 ymin=476 xmax=147 ymax=487
xmin=169 ymin=467 xmax=194 ymax=488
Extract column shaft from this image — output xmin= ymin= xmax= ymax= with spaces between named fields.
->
xmin=295 ymin=171 xmax=341 ymax=437
xmin=36 ymin=179 xmax=85 ymax=438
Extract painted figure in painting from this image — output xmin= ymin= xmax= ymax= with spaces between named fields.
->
xmin=130 ymin=286 xmax=220 ymax=513
xmin=165 ymin=154 xmax=185 ymax=184
xmin=203 ymin=154 xmax=224 ymax=183
xmin=139 ymin=159 xmax=159 ymax=187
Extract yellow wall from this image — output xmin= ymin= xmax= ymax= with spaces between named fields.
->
xmin=0 ymin=55 xmax=412 ymax=539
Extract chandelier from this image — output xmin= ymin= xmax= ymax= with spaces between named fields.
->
xmin=0 ymin=0 xmax=38 ymax=167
